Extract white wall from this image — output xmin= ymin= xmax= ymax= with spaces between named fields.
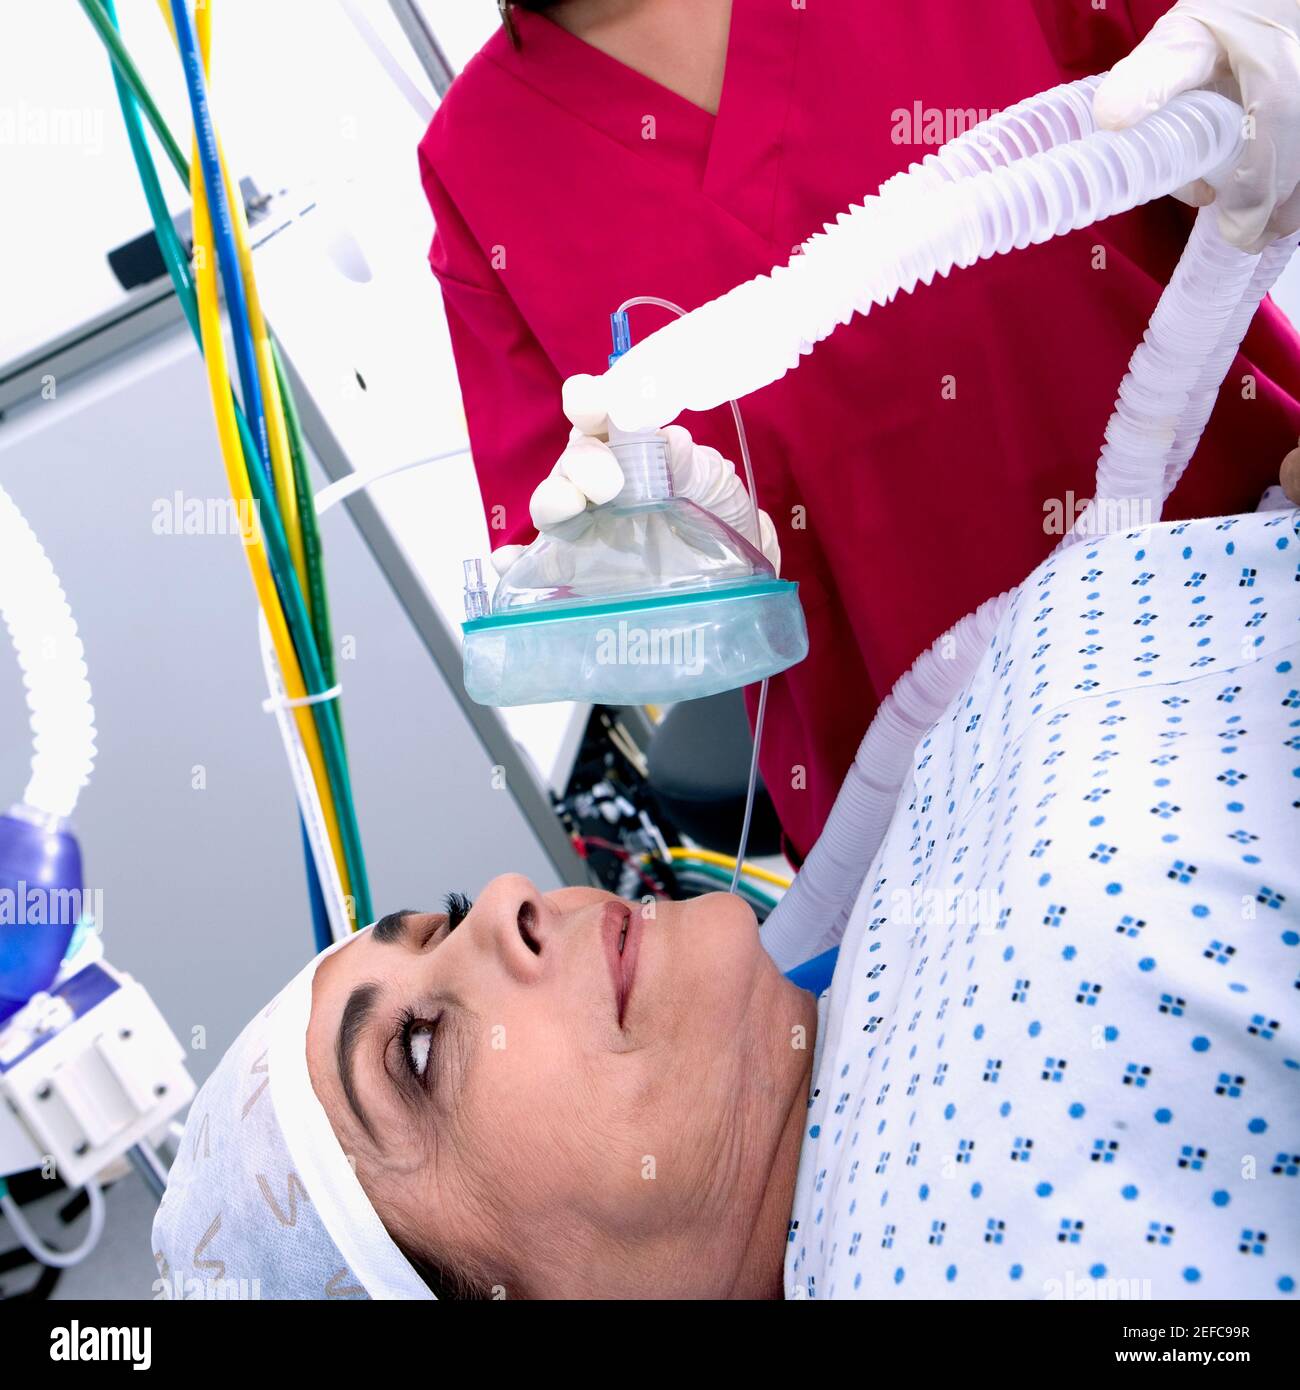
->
xmin=0 ymin=1 xmax=495 ymax=364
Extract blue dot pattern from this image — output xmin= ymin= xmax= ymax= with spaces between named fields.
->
xmin=786 ymin=509 xmax=1300 ymax=1300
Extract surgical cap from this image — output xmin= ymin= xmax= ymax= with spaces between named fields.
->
xmin=151 ymin=930 xmax=435 ymax=1300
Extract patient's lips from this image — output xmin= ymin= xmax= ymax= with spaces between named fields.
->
xmin=602 ymin=900 xmax=640 ymax=1026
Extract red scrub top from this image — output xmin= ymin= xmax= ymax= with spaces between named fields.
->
xmin=418 ymin=0 xmax=1300 ymax=860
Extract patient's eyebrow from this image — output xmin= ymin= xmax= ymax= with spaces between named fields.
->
xmin=372 ymin=909 xmax=445 ymax=952
xmin=337 ymin=982 xmax=381 ymax=1143
xmin=371 ymin=910 xmax=419 ymax=945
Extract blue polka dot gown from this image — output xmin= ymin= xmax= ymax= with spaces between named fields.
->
xmin=786 ymin=508 xmax=1300 ymax=1299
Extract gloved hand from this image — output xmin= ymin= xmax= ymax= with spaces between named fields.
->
xmin=1094 ymin=0 xmax=1300 ymax=253
xmin=491 ymin=373 xmax=782 ymax=575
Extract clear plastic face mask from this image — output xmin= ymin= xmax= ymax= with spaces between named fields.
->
xmin=461 ymin=433 xmax=808 ymax=708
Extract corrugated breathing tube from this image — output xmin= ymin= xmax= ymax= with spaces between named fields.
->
xmin=0 ymin=484 xmax=97 ymax=823
xmin=589 ymin=75 xmax=1297 ymax=970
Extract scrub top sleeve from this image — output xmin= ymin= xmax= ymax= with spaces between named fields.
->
xmin=1029 ymin=0 xmax=1175 ymax=76
xmin=436 ymin=274 xmax=570 ymax=550
xmin=1123 ymin=0 xmax=1181 ymax=42
xmin=420 ymin=160 xmax=569 ymax=551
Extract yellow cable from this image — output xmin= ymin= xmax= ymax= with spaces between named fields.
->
xmin=166 ymin=0 xmax=351 ymax=900
xmin=665 ymin=845 xmax=792 ymax=890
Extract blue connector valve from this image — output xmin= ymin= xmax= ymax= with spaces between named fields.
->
xmin=608 ymin=310 xmax=632 ymax=368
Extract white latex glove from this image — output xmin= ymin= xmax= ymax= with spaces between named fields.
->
xmin=1094 ymin=0 xmax=1300 ymax=253
xmin=491 ymin=374 xmax=781 ymax=575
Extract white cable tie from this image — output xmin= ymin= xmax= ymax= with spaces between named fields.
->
xmin=261 ymin=683 xmax=342 ymax=715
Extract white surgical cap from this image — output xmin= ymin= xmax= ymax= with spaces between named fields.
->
xmin=152 ymin=930 xmax=436 ymax=1300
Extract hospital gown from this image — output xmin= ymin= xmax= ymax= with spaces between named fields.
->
xmin=786 ymin=507 xmax=1300 ymax=1300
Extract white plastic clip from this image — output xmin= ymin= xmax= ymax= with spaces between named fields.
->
xmin=261 ymin=684 xmax=342 ymax=714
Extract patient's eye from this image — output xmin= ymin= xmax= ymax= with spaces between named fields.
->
xmin=400 ymin=1010 xmax=441 ymax=1084
xmin=407 ymin=1020 xmax=435 ymax=1078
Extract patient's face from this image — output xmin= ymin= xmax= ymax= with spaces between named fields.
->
xmin=306 ymin=876 xmax=816 ymax=1298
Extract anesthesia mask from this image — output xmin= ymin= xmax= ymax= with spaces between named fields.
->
xmin=462 ymin=412 xmax=808 ymax=707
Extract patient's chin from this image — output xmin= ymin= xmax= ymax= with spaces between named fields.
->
xmin=672 ymin=890 xmax=777 ymax=1004
xmin=673 ymin=889 xmax=759 ymax=949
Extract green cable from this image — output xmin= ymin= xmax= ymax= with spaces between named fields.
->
xmin=273 ymin=341 xmax=338 ymax=688
xmin=100 ymin=0 xmax=197 ymax=342
xmin=677 ymin=874 xmax=779 ymax=915
xmin=78 ymin=0 xmax=189 ymax=186
xmin=670 ymin=859 xmax=780 ymax=911
xmin=92 ymin=0 xmax=373 ymax=925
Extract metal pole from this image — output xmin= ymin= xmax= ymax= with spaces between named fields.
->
xmin=386 ymin=0 xmax=456 ymax=98
xmin=127 ymin=1140 xmax=168 ymax=1202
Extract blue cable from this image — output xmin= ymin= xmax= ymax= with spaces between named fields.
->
xmin=169 ymin=0 xmax=273 ymax=497
xmin=300 ymin=819 xmax=333 ymax=953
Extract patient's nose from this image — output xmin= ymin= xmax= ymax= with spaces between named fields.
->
xmin=473 ymin=872 xmax=547 ymax=981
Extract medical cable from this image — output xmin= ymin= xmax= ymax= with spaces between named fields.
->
xmin=0 ymin=1176 xmax=106 ymax=1271
xmin=276 ymin=341 xmax=338 ymax=689
xmin=108 ymin=0 xmax=335 ymax=934
xmin=97 ymin=1 xmax=199 ymax=344
xmin=85 ymin=0 xmax=373 ymax=928
xmin=188 ymin=140 xmax=358 ymax=921
xmin=88 ymin=2 xmax=369 ymax=934
xmin=667 ymin=861 xmax=781 ymax=913
xmin=174 ymin=0 xmax=365 ymax=923
xmin=663 ymin=845 xmax=792 ymax=890
xmin=95 ymin=0 xmax=344 ymax=914
xmin=259 ymin=611 xmax=352 ymax=944
xmin=75 ymin=0 xmax=190 ymax=184
xmin=168 ymin=0 xmax=274 ymax=490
